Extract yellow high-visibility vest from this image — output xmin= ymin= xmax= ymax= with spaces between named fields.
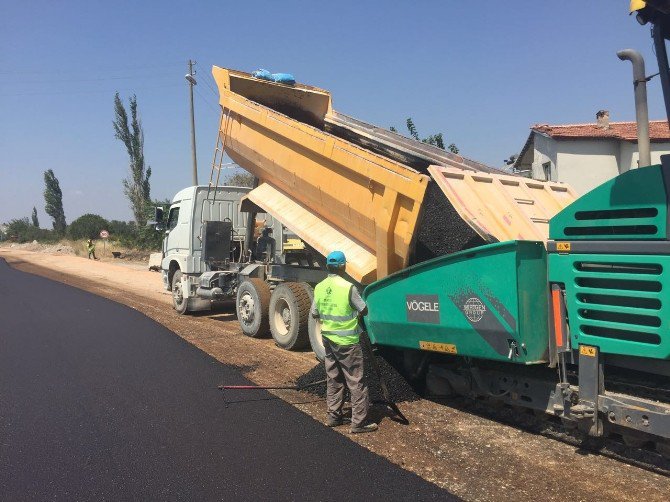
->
xmin=314 ymin=275 xmax=360 ymax=345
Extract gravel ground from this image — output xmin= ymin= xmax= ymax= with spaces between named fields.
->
xmin=2 ymin=247 xmax=669 ymax=501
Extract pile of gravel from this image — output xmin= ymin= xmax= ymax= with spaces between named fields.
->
xmin=412 ymin=181 xmax=486 ymax=264
xmin=295 ymin=336 xmax=419 ymax=404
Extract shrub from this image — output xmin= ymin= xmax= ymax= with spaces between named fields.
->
xmin=5 ymin=218 xmax=58 ymax=243
xmin=68 ymin=214 xmax=110 ymax=240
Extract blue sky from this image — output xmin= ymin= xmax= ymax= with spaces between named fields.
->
xmin=0 ymin=1 xmax=665 ymax=225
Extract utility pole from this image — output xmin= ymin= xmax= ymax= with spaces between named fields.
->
xmin=186 ymin=60 xmax=198 ymax=185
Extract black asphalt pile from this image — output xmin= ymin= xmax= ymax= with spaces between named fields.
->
xmin=412 ymin=181 xmax=487 ymax=263
xmin=295 ymin=341 xmax=419 ymax=405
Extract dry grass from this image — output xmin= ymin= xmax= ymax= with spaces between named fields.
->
xmin=1 ymin=239 xmax=153 ymax=264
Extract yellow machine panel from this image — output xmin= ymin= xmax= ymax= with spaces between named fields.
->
xmin=428 ymin=166 xmax=578 ymax=243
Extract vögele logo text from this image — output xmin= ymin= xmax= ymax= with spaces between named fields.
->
xmin=406 ymin=300 xmax=439 ymax=312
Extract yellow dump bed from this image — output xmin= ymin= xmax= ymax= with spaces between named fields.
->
xmin=212 ymin=66 xmax=577 ymax=284
xmin=429 ymin=166 xmax=577 ymax=243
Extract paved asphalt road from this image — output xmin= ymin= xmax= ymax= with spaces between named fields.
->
xmin=0 ymin=259 xmax=452 ymax=501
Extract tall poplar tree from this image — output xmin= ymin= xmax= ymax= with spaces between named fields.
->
xmin=113 ymin=93 xmax=151 ymax=225
xmin=43 ymin=169 xmax=66 ymax=234
xmin=31 ymin=207 xmax=39 ymax=227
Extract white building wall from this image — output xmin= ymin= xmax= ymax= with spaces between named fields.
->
xmin=619 ymin=141 xmax=670 ymax=171
xmin=525 ymin=133 xmax=670 ymax=194
xmin=554 ymin=140 xmax=619 ymax=195
xmin=530 ymin=134 xmax=557 ymax=181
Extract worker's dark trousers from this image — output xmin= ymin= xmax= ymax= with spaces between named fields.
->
xmin=323 ymin=337 xmax=369 ymax=427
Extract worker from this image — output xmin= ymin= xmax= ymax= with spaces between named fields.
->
xmin=86 ymin=239 xmax=98 ymax=260
xmin=311 ymin=250 xmax=378 ymax=434
xmin=256 ymin=227 xmax=276 ymax=262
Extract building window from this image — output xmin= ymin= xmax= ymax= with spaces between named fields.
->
xmin=542 ymin=162 xmax=552 ymax=181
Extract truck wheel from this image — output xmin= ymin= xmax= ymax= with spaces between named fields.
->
xmin=269 ymin=283 xmax=311 ymax=350
xmin=300 ymin=282 xmax=314 ymax=303
xmin=308 ymin=316 xmax=326 ymax=362
xmin=303 ymin=283 xmax=326 ymax=361
xmin=236 ymin=278 xmax=271 ymax=338
xmin=171 ymin=270 xmax=189 ymax=315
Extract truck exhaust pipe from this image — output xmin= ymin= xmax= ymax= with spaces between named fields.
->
xmin=617 ymin=49 xmax=652 ymax=168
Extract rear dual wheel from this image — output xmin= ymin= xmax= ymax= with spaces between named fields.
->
xmin=269 ymin=283 xmax=312 ymax=350
xmin=236 ymin=280 xmax=315 ymax=349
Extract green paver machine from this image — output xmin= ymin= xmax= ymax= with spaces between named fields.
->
xmin=364 ymin=163 xmax=670 ymax=450
xmin=361 ymin=2 xmax=670 ymax=452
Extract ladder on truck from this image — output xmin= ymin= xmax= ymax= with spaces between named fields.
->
xmin=206 ymin=110 xmax=235 ymax=203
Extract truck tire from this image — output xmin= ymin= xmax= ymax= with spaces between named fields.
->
xmin=269 ymin=282 xmax=311 ymax=350
xmin=236 ymin=278 xmax=271 ymax=338
xmin=300 ymin=282 xmax=314 ymax=303
xmin=308 ymin=315 xmax=326 ymax=362
xmin=302 ymin=283 xmax=326 ymax=361
xmin=171 ymin=270 xmax=189 ymax=315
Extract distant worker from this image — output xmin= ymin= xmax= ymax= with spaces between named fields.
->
xmin=311 ymin=250 xmax=377 ymax=434
xmin=256 ymin=227 xmax=276 ymax=262
xmin=86 ymin=239 xmax=98 ymax=260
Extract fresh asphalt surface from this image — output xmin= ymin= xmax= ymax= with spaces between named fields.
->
xmin=0 ymin=259 xmax=453 ymax=501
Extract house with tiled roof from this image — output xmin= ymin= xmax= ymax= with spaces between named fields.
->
xmin=513 ymin=111 xmax=670 ymax=195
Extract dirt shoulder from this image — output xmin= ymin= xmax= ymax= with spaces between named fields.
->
xmin=2 ymin=247 xmax=668 ymax=501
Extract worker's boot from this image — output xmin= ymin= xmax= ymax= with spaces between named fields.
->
xmin=326 ymin=415 xmax=350 ymax=427
xmin=350 ymin=423 xmax=378 ymax=434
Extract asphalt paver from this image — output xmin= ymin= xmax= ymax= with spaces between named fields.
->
xmin=0 ymin=259 xmax=452 ymax=500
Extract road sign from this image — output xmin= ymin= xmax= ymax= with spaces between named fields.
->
xmin=100 ymin=230 xmax=109 ymax=239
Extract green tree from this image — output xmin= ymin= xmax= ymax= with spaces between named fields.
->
xmin=31 ymin=207 xmax=39 ymax=227
xmin=224 ymin=171 xmax=255 ymax=187
xmin=113 ymin=93 xmax=151 ymax=225
xmin=6 ymin=218 xmax=30 ymax=242
xmin=43 ymin=169 xmax=67 ymax=234
xmin=391 ymin=118 xmax=457 ymax=153
xmin=68 ymin=213 xmax=110 ymax=240
xmin=406 ymin=118 xmax=420 ymax=141
xmin=5 ymin=217 xmax=55 ymax=243
xmin=108 ymin=219 xmax=133 ymax=239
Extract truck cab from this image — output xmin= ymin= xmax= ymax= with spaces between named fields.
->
xmin=160 ymin=185 xmax=282 ymax=312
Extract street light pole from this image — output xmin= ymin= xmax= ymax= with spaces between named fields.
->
xmin=186 ymin=60 xmax=198 ymax=186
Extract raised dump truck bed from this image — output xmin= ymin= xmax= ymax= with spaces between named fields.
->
xmin=324 ymin=111 xmax=497 ymax=174
xmin=212 ymin=66 xmax=577 ymax=284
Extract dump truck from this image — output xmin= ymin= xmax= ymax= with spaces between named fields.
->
xmin=161 ymin=67 xmax=571 ymax=353
xmin=159 ymin=62 xmax=670 ymax=452
xmin=161 ymin=66 xmax=575 ymax=361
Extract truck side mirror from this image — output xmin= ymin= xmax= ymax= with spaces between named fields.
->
xmin=147 ymin=207 xmax=166 ymax=231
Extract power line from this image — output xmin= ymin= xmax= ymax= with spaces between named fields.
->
xmin=0 ymin=62 xmax=184 ymax=76
xmin=195 ymin=87 xmax=219 ymax=113
xmin=1 ymin=74 xmax=181 ymax=85
xmin=2 ymin=83 xmax=182 ymax=97
xmin=201 ymin=72 xmax=219 ymax=97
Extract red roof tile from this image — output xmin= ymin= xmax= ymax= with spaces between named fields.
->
xmin=532 ymin=120 xmax=670 ymax=142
